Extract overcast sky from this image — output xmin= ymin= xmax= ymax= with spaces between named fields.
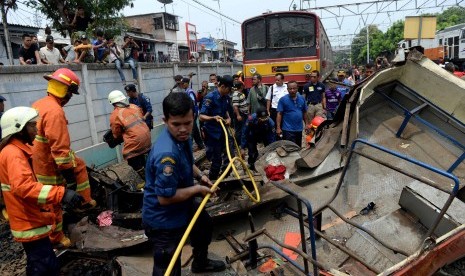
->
xmin=10 ymin=0 xmax=463 ymax=49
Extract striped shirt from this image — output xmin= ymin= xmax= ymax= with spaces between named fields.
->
xmin=232 ymin=91 xmax=249 ymax=115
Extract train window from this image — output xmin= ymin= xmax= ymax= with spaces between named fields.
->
xmin=267 ymin=16 xmax=315 ymax=48
xmin=448 ymin=37 xmax=453 ymax=46
xmin=461 ymin=30 xmax=465 ymax=39
xmin=245 ymin=19 xmax=266 ymax=49
xmin=439 ymin=38 xmax=443 ymax=45
xmin=454 ymin=36 xmax=459 ymax=45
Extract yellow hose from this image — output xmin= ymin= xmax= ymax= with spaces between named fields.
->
xmin=164 ymin=119 xmax=261 ymax=275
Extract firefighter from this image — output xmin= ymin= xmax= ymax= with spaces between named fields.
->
xmin=108 ymin=90 xmax=152 ymax=179
xmin=32 ymin=68 xmax=96 ymax=248
xmin=0 ymin=107 xmax=83 ymax=275
xmin=305 ymin=116 xmax=325 ymax=148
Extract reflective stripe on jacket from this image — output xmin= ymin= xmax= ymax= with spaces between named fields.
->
xmin=110 ymin=104 xmax=151 ymax=160
xmin=32 ymin=95 xmax=76 ymax=184
xmin=0 ymin=138 xmax=65 ymax=242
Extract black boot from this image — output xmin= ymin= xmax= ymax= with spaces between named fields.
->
xmin=191 ymin=258 xmax=226 ymax=273
xmin=191 ymin=249 xmax=226 ymax=273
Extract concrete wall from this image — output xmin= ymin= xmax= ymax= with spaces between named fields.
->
xmin=0 ymin=62 xmax=240 ymax=151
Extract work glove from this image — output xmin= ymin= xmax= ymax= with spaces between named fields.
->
xmin=62 ymin=189 xmax=84 ymax=209
xmin=61 ymin=168 xmax=77 ymax=190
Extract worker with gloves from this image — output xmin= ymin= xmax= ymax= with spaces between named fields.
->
xmin=31 ymin=68 xmax=96 ymax=248
xmin=108 ymin=90 xmax=152 ymax=179
xmin=0 ymin=106 xmax=83 ymax=276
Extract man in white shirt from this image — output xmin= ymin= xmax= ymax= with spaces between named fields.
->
xmin=39 ymin=36 xmax=65 ymax=64
xmin=266 ymin=73 xmax=288 ymax=126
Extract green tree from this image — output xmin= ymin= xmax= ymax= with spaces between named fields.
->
xmin=25 ymin=0 xmax=133 ymax=38
xmin=435 ymin=6 xmax=465 ymax=30
xmin=350 ymin=25 xmax=382 ymax=65
xmin=370 ymin=20 xmax=404 ymax=59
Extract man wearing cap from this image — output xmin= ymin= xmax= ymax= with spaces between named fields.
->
xmin=74 ymin=34 xmax=94 ymax=63
xmin=240 ymin=106 xmax=275 ymax=171
xmin=335 ymin=70 xmax=352 ymax=98
xmin=125 ymin=84 xmax=154 ymax=130
xmin=19 ymin=33 xmax=41 ymax=65
xmin=40 ymin=36 xmax=65 ymax=65
xmin=181 ymin=78 xmax=204 ymax=149
xmin=303 ymin=69 xmax=326 ymax=122
xmin=199 ymin=75 xmax=234 ymax=180
xmin=31 ymin=68 xmax=96 ymax=248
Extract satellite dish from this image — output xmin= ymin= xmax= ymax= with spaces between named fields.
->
xmin=157 ymin=0 xmax=173 ymax=4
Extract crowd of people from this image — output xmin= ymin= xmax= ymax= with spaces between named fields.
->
xmin=4 ymin=48 xmax=465 ymax=275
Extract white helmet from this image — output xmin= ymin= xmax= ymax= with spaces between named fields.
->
xmin=108 ymin=90 xmax=128 ymax=105
xmin=1 ymin=106 xmax=38 ymax=139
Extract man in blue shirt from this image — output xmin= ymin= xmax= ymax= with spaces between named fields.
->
xmin=240 ymin=106 xmax=275 ymax=171
xmin=336 ymin=70 xmax=352 ymax=99
xmin=125 ymin=84 xmax=153 ymax=129
xmin=199 ymin=75 xmax=234 ymax=180
xmin=142 ymin=92 xmax=226 ymax=275
xmin=303 ymin=70 xmax=326 ymax=122
xmin=276 ymin=81 xmax=308 ymax=147
xmin=182 ymin=78 xmax=204 ymax=149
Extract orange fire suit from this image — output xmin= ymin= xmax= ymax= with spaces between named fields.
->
xmin=110 ymin=104 xmax=151 ymax=160
xmin=0 ymin=138 xmax=65 ymax=243
xmin=31 ymin=95 xmax=92 ymax=243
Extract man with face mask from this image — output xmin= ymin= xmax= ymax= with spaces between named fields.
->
xmin=240 ymin=106 xmax=276 ymax=171
xmin=31 ymin=68 xmax=96 ymax=248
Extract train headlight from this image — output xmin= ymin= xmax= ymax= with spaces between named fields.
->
xmin=249 ymin=67 xmax=257 ymax=74
xmin=304 ymin=64 xmax=312 ymax=71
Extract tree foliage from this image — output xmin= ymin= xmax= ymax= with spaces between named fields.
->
xmin=25 ymin=0 xmax=133 ymax=38
xmin=349 ymin=6 xmax=465 ymax=66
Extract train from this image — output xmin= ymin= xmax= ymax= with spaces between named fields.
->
xmin=398 ymin=22 xmax=465 ymax=66
xmin=241 ymin=10 xmax=334 ymax=87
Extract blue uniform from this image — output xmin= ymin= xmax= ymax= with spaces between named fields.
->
xmin=303 ymin=81 xmax=325 ymax=105
xmin=129 ymin=93 xmax=153 ymax=129
xmin=277 ymin=94 xmax=307 ymax=146
xmin=200 ymin=90 xmax=233 ymax=180
xmin=143 ymin=127 xmax=213 ymax=275
xmin=241 ymin=114 xmax=276 ymax=168
xmin=200 ymin=90 xmax=229 ymax=139
xmin=143 ymin=128 xmax=194 ymax=229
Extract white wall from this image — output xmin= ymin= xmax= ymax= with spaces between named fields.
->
xmin=0 ymin=62 xmax=240 ymax=151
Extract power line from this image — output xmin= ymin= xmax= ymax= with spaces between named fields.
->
xmin=190 ymin=0 xmax=241 ymax=24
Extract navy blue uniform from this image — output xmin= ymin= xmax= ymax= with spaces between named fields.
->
xmin=241 ymin=114 xmax=276 ymax=168
xmin=129 ymin=93 xmax=153 ymax=129
xmin=200 ymin=90 xmax=233 ymax=180
xmin=303 ymin=81 xmax=325 ymax=105
xmin=143 ymin=128 xmax=212 ymax=275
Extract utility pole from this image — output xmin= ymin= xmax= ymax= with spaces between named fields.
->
xmin=0 ymin=1 xmax=14 ymax=65
xmin=213 ymin=0 xmax=226 ymax=61
xmin=366 ymin=25 xmax=370 ymax=64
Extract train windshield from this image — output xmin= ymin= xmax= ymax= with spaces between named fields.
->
xmin=268 ymin=16 xmax=315 ymax=48
xmin=244 ymin=15 xmax=316 ymax=50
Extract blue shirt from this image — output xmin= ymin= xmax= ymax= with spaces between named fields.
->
xmin=337 ymin=79 xmax=352 ymax=98
xmin=277 ymin=94 xmax=307 ymax=132
xmin=303 ymin=81 xmax=325 ymax=104
xmin=129 ymin=93 xmax=153 ymax=124
xmin=142 ymin=128 xmax=194 ymax=229
xmin=241 ymin=113 xmax=276 ymax=148
xmin=199 ymin=90 xmax=230 ymax=139
xmin=185 ymin=88 xmax=198 ymax=115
